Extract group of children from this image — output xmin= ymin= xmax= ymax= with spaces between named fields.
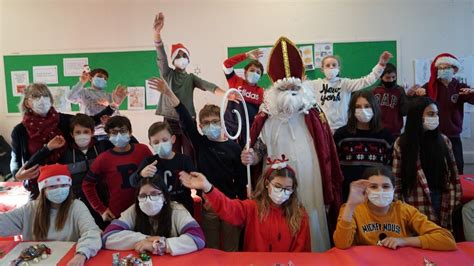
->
xmin=0 ymin=11 xmax=472 ymax=266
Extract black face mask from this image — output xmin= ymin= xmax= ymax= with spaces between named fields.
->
xmin=382 ymin=80 xmax=397 ymax=88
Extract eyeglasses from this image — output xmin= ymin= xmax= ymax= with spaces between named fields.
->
xmin=109 ymin=128 xmax=129 ymax=135
xmin=138 ymin=191 xmax=163 ymax=202
xmin=201 ymin=120 xmax=220 ymax=127
xmin=270 ymin=182 xmax=294 ymax=195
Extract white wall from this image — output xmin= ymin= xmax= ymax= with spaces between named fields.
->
xmin=1 ymin=0 xmax=473 ymax=147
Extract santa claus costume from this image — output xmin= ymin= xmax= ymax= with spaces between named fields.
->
xmin=250 ymin=37 xmax=343 ymax=251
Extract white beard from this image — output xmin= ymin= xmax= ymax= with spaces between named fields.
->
xmin=263 ymin=78 xmax=316 ymax=117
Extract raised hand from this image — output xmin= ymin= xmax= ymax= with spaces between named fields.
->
xmin=140 ymin=160 xmax=158 ymax=178
xmin=153 ymin=12 xmax=165 ymax=36
xmin=246 ymin=49 xmax=264 ymax=60
xmin=148 ymin=78 xmax=172 ymax=95
xmin=378 ymin=51 xmax=393 ymax=66
xmin=15 ymin=164 xmax=40 ymax=181
xmin=179 ymin=171 xmax=212 ymax=192
xmin=112 ymin=85 xmax=128 ymax=106
xmin=459 ymin=88 xmax=474 ymax=95
xmin=347 ymin=179 xmax=371 ymax=207
xmin=47 ymin=135 xmax=66 ymax=150
xmin=79 ymin=71 xmax=90 ymax=85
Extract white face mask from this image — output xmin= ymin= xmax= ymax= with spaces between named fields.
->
xmin=423 ymin=116 xmax=439 ymax=131
xmin=324 ymin=68 xmax=340 ymax=80
xmin=31 ymin=96 xmax=52 ymax=116
xmin=355 ymin=108 xmax=374 ymax=123
xmin=367 ymin=189 xmax=394 ymax=207
xmin=268 ymin=184 xmax=292 ymax=205
xmin=139 ymin=196 xmax=164 ymax=216
xmin=173 ymin=57 xmax=189 ymax=70
xmin=46 ymin=186 xmax=70 ymax=204
xmin=74 ymin=134 xmax=91 ymax=149
xmin=152 ymin=141 xmax=173 ymax=158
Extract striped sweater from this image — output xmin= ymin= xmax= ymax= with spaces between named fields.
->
xmin=102 ymin=202 xmax=205 ymax=256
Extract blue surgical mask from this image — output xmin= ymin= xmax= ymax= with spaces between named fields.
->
xmin=109 ymin=133 xmax=130 ymax=148
xmin=202 ymin=123 xmax=221 ymax=141
xmin=46 ymin=187 xmax=70 ymax=204
xmin=92 ymin=77 xmax=107 ymax=89
xmin=437 ymin=68 xmax=454 ymax=81
xmin=246 ymin=71 xmax=261 ymax=85
xmin=152 ymin=141 xmax=173 ymax=158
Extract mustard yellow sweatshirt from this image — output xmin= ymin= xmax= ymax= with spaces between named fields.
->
xmin=333 ymin=200 xmax=456 ymax=251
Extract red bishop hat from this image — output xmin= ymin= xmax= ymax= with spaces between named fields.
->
xmin=267 ymin=36 xmax=305 ymax=83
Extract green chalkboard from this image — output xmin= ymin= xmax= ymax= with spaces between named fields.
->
xmin=227 ymin=40 xmax=397 ymax=89
xmin=3 ymin=50 xmax=160 ymax=113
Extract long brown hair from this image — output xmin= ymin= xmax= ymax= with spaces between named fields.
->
xmin=252 ymin=168 xmax=304 ymax=236
xmin=33 ymin=187 xmax=74 ymax=240
xmin=346 ymin=90 xmax=383 ymax=134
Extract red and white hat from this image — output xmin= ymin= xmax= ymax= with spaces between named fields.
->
xmin=170 ymin=43 xmax=190 ymax=63
xmin=263 ymin=155 xmax=296 ymax=180
xmin=38 ymin=164 xmax=72 ymax=190
xmin=427 ymin=53 xmax=461 ymax=100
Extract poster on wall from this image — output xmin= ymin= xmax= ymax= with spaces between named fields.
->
xmin=49 ymin=86 xmax=71 ymax=112
xmin=299 ymin=45 xmax=314 ymax=70
xmin=128 ymin=86 xmax=145 ymax=110
xmin=257 ymin=47 xmax=271 ymax=74
xmin=11 ymin=71 xmax=29 ymax=96
xmin=314 ymin=42 xmax=333 ymax=68
xmin=145 ymin=80 xmax=160 ymax=106
xmin=33 ymin=65 xmax=58 ymax=84
xmin=63 ymin=57 xmax=89 ymax=76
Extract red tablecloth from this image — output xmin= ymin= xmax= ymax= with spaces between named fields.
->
xmin=0 ymin=182 xmax=29 ymax=213
xmin=460 ymin=175 xmax=474 ymax=203
xmin=55 ymin=242 xmax=474 ymax=265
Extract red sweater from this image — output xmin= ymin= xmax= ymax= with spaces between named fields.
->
xmin=205 ymin=187 xmax=311 ymax=252
xmin=372 ymin=85 xmax=408 ymax=136
xmin=223 ymin=53 xmax=264 ymax=106
xmin=423 ymin=79 xmax=474 ymax=137
xmin=82 ymin=143 xmax=152 ymax=217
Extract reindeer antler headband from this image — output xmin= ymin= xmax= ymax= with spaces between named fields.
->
xmin=263 ymin=154 xmax=296 ymax=180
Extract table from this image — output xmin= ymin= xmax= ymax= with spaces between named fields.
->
xmin=47 ymin=242 xmax=474 ymax=265
xmin=0 ymin=182 xmax=29 ymax=212
xmin=460 ymin=175 xmax=474 ymax=203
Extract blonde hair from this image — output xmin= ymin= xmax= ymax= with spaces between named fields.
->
xmin=252 ymin=168 xmax=305 ymax=236
xmin=321 ymin=55 xmax=342 ymax=69
xmin=20 ymin=83 xmax=53 ymax=114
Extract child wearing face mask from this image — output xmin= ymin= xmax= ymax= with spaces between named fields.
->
xmin=179 ymin=157 xmax=311 ymax=252
xmin=82 ymin=116 xmax=152 ymax=225
xmin=0 ymin=164 xmax=102 ymax=266
xmin=407 ymin=53 xmax=474 ymax=175
xmin=129 ymin=121 xmax=196 ymax=214
xmin=149 ymin=77 xmax=246 ymax=252
xmin=103 ymin=176 xmax=204 ymax=256
xmin=223 ymin=49 xmax=265 ymax=148
xmin=11 ymin=83 xmax=117 ymax=200
xmin=152 ymin=12 xmax=225 ymax=160
xmin=26 ymin=114 xmax=113 ymax=229
xmin=392 ymin=97 xmax=461 ymax=230
xmin=309 ymin=51 xmax=393 ymax=132
xmin=334 ymin=166 xmax=456 ymax=251
xmin=66 ymin=68 xmax=127 ymax=139
xmin=371 ymin=63 xmax=409 ymax=138
xmin=334 ymin=91 xmax=394 ymax=201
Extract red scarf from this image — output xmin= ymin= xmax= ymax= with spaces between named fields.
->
xmin=22 ymin=108 xmax=66 ymax=163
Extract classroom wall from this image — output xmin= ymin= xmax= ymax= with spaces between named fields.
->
xmin=1 ymin=0 xmax=473 ymax=159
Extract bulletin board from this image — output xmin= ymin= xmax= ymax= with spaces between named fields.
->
xmin=3 ymin=50 xmax=160 ymax=114
xmin=227 ymin=40 xmax=397 ymax=89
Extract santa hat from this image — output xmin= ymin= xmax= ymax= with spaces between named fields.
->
xmin=170 ymin=43 xmax=190 ymax=63
xmin=427 ymin=53 xmax=460 ymax=100
xmin=38 ymin=164 xmax=72 ymax=191
xmin=267 ymin=36 xmax=305 ymax=84
xmin=263 ymin=155 xmax=296 ymax=180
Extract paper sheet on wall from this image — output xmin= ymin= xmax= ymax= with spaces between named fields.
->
xmin=63 ymin=57 xmax=88 ymax=76
xmin=314 ymin=43 xmax=333 ymax=68
xmin=0 ymin=241 xmax=75 ymax=265
xmin=461 ymin=113 xmax=471 ymax=138
xmin=456 ymin=56 xmax=474 ymax=86
xmin=413 ymin=58 xmax=432 ymax=85
xmin=49 ymin=86 xmax=71 ymax=112
xmin=128 ymin=86 xmax=145 ymax=110
xmin=11 ymin=71 xmax=29 ymax=96
xmin=299 ymin=45 xmax=314 ymax=70
xmin=257 ymin=47 xmax=271 ymax=74
xmin=145 ymin=80 xmax=161 ymax=106
xmin=33 ymin=65 xmax=58 ymax=84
